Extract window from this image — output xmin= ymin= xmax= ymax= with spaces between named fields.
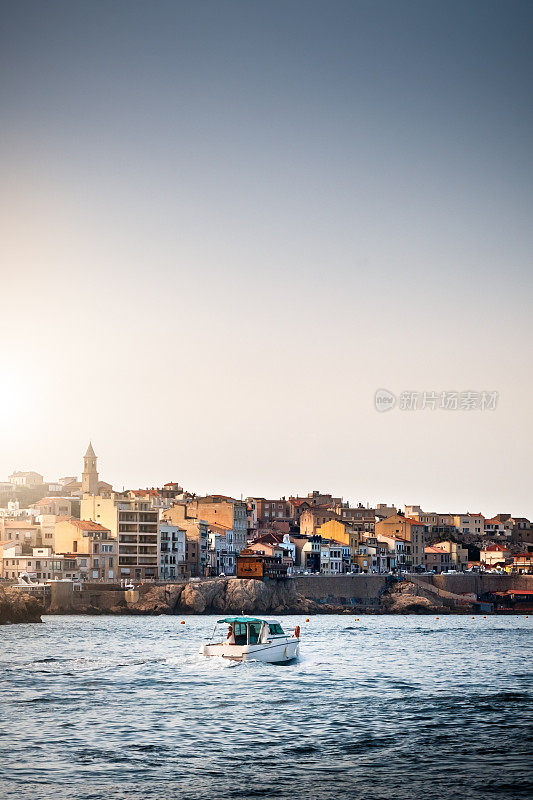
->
xmin=268 ymin=623 xmax=285 ymax=635
xmin=233 ymin=623 xmax=247 ymax=645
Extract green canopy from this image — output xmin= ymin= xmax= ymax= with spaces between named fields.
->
xmin=217 ymin=616 xmax=264 ymax=624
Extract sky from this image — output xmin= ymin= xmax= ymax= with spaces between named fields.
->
xmin=1 ymin=0 xmax=532 ymax=516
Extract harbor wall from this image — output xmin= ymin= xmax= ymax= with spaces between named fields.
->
xmin=294 ymin=575 xmax=389 ymax=606
xmin=418 ymin=573 xmax=532 ymax=596
xmin=41 ymin=573 xmax=533 ymax=614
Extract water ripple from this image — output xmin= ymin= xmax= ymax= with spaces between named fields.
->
xmin=0 ymin=614 xmax=531 ymax=800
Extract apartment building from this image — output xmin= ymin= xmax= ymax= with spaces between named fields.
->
xmin=453 ymin=514 xmax=485 ymax=536
xmin=162 ymin=503 xmax=208 ymax=576
xmin=315 ymin=519 xmax=359 ymax=565
xmin=8 ymin=471 xmax=44 ymax=487
xmin=374 ymin=514 xmax=426 ymax=568
xmin=375 ymin=534 xmax=410 ymax=571
xmin=406 ymin=508 xmax=456 ymax=535
xmin=171 ymin=496 xmax=247 ymax=567
xmin=334 ymin=504 xmax=375 ymax=535
xmin=1 ymin=544 xmax=82 ymax=581
xmin=31 ymin=497 xmax=76 ymax=517
xmin=81 ymin=493 xmax=158 ymax=581
xmin=55 ymin=518 xmax=116 ymax=581
xmin=299 ymin=506 xmax=338 ymax=536
xmin=424 ymin=546 xmax=452 ymax=573
xmin=484 ymin=517 xmax=513 ymax=537
xmin=251 ymin=497 xmax=292 ymax=524
xmin=433 ymin=540 xmax=469 ymax=571
xmin=159 ymin=522 xmax=186 ymax=579
xmin=319 ymin=541 xmax=345 ymax=574
xmin=0 ymin=520 xmax=42 ymax=549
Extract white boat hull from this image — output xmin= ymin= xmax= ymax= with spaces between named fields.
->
xmin=200 ymin=637 xmax=300 ymax=664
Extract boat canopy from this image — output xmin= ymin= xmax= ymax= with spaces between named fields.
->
xmin=217 ymin=616 xmax=264 ymax=624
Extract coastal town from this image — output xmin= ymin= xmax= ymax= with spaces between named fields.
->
xmin=1 ymin=444 xmax=531 ymax=591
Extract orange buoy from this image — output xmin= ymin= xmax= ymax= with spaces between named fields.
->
xmin=305 ymin=618 xmax=309 ymax=622
xmin=294 ymin=625 xmax=300 ymax=639
xmin=436 ymin=617 xmax=439 ymax=620
xmin=180 ymin=620 xmax=185 ymax=624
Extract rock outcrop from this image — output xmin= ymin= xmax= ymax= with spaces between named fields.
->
xmin=126 ymin=578 xmax=331 ymax=616
xmin=381 ymin=579 xmax=455 ymax=614
xmin=0 ymin=586 xmax=43 ymax=624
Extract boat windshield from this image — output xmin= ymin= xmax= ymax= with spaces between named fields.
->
xmin=268 ymin=623 xmax=285 ymax=635
xmin=248 ymin=623 xmax=261 ymax=644
xmin=231 ymin=622 xmax=263 ymax=645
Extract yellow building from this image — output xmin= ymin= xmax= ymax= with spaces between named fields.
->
xmin=55 ymin=518 xmax=116 ymax=581
xmin=433 ymin=540 xmax=469 ymax=571
xmin=316 ymin=519 xmax=359 ymax=563
xmin=374 ymin=514 xmax=426 ymax=569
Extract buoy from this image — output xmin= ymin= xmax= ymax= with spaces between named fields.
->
xmin=305 ymin=618 xmax=309 ymax=622
xmin=483 ymin=616 xmax=486 ymax=619
xmin=472 ymin=616 xmax=475 ymax=619
xmin=436 ymin=617 xmax=439 ymax=620
xmin=356 ymin=618 xmax=359 ymax=621
xmin=181 ymin=620 xmax=185 ymax=624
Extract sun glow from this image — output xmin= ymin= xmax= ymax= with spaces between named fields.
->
xmin=0 ymin=369 xmax=32 ymax=432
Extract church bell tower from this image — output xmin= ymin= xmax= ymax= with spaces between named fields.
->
xmin=81 ymin=442 xmax=99 ymax=495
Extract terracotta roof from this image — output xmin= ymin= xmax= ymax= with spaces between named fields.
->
xmin=376 ymin=533 xmax=409 ymax=542
xmin=403 ymin=517 xmax=426 ymax=526
xmin=67 ymin=520 xmax=111 ymax=532
xmin=484 ymin=544 xmax=510 ymax=552
xmin=3 ymin=521 xmax=38 ymax=529
xmin=254 ymin=532 xmax=285 ymax=545
xmin=425 ymin=546 xmax=446 ymax=554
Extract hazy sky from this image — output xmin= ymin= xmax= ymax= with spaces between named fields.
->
xmin=1 ymin=1 xmax=532 ymax=516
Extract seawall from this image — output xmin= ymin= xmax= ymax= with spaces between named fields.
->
xmin=42 ymin=574 xmax=533 ymax=615
xmin=295 ymin=573 xmax=532 ymax=605
xmin=295 ymin=575 xmax=389 ymax=607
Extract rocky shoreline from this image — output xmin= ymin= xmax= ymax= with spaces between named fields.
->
xmin=0 ymin=586 xmax=43 ymax=624
xmin=8 ymin=575 xmax=522 ymax=621
xmin=46 ymin=577 xmax=475 ymax=617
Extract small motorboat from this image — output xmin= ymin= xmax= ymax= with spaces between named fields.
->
xmin=199 ymin=616 xmax=301 ymax=664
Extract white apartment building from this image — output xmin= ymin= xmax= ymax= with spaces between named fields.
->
xmin=159 ymin=522 xmax=186 ymax=579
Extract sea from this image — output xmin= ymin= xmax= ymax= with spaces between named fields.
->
xmin=0 ymin=614 xmax=531 ymax=800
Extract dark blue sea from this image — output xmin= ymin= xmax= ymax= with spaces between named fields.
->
xmin=1 ymin=614 xmax=531 ymax=800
